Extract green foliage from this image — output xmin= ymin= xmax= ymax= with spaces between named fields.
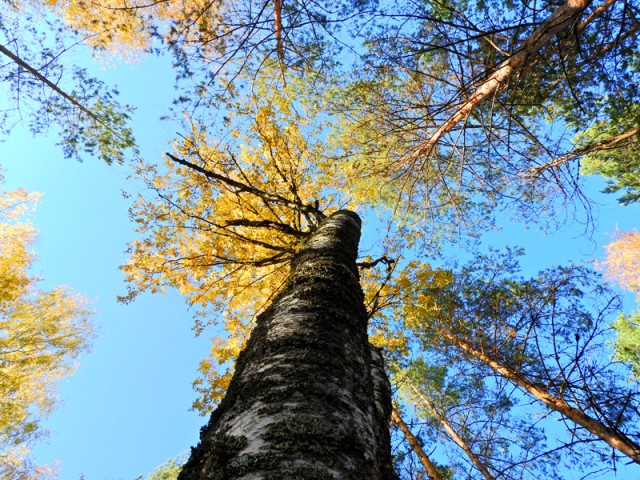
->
xmin=5 ymin=1 xmax=640 ymax=478
xmin=143 ymin=454 xmax=187 ymax=480
xmin=611 ymin=312 xmax=640 ymax=380
xmin=53 ymin=79 xmax=138 ymax=165
xmin=0 ymin=9 xmax=137 ymax=164
xmin=332 ymin=0 xmax=640 ymax=236
xmin=580 ymin=120 xmax=640 ymax=205
xmin=393 ymin=248 xmax=640 ymax=478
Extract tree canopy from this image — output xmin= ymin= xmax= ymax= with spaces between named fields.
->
xmin=2 ymin=0 xmax=640 ymax=478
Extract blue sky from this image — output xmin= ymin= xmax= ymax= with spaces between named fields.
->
xmin=2 ymin=46 xmax=640 ymax=479
xmin=2 ymin=55 xmax=214 ymax=479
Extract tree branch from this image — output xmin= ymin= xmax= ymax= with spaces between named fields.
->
xmin=526 ymin=127 xmax=640 ymax=177
xmin=165 ymin=153 xmax=326 ymax=223
xmin=441 ymin=330 xmax=640 ymax=464
xmin=403 ymin=0 xmax=591 ymax=169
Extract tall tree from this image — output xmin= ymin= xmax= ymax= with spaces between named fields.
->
xmin=334 ymin=0 xmax=640 ymax=239
xmin=178 ymin=210 xmax=395 ymax=479
xmin=10 ymin=1 xmax=640 ymax=477
xmin=117 ymin=70 xmax=640 ymax=478
xmin=396 ymin=251 xmax=640 ymax=473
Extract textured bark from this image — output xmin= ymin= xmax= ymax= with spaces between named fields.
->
xmin=179 ymin=210 xmax=396 ymax=480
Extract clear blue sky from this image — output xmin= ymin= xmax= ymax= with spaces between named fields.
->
xmin=2 ymin=54 xmax=213 ymax=479
xmin=2 ymin=48 xmax=640 ymax=479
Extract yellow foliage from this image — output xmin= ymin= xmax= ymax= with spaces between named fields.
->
xmin=360 ymin=257 xmax=454 ymax=363
xmin=0 ymin=173 xmax=94 ymax=479
xmin=1 ymin=445 xmax=58 ymax=480
xmin=599 ymin=229 xmax=640 ymax=295
xmin=122 ymin=68 xmax=344 ymax=411
xmin=393 ymin=261 xmax=455 ymax=332
xmin=25 ymin=0 xmax=236 ymax=60
xmin=369 ymin=327 xmax=410 ymax=357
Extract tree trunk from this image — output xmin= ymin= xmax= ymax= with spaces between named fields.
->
xmin=408 ymin=384 xmax=495 ymax=480
xmin=391 ymin=408 xmax=444 ymax=480
xmin=178 ymin=210 xmax=396 ymax=480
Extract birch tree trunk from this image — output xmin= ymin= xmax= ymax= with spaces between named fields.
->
xmin=178 ymin=210 xmax=396 ymax=480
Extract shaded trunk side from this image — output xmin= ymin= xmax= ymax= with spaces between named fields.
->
xmin=179 ymin=210 xmax=396 ymax=480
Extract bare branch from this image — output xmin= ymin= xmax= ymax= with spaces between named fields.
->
xmin=165 ymin=152 xmax=326 ymax=222
xmin=526 ymin=127 xmax=640 ymax=177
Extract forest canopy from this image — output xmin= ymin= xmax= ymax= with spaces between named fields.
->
xmin=2 ymin=0 xmax=640 ymax=478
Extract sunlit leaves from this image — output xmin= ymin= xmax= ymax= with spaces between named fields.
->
xmin=599 ymin=229 xmax=640 ymax=294
xmin=121 ymin=68 xmax=345 ymax=409
xmin=331 ymin=0 xmax=640 ymax=241
xmin=137 ymin=453 xmax=186 ymax=480
xmin=0 ymin=174 xmax=94 ymax=479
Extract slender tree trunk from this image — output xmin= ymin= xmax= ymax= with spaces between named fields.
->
xmin=408 ymin=385 xmax=496 ymax=480
xmin=441 ymin=331 xmax=640 ymax=464
xmin=391 ymin=408 xmax=444 ymax=480
xmin=179 ymin=210 xmax=396 ymax=479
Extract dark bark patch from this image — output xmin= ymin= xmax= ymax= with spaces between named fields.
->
xmin=180 ymin=433 xmax=247 ymax=480
xmin=262 ymin=415 xmax=366 ymax=460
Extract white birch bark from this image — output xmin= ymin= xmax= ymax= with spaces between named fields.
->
xmin=179 ymin=210 xmax=396 ymax=479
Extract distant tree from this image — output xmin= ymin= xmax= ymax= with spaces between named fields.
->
xmin=600 ymin=229 xmax=640 ymax=294
xmin=138 ymin=454 xmax=186 ymax=480
xmin=0 ymin=172 xmax=94 ymax=480
xmin=610 ymin=313 xmax=640 ymax=380
xmin=598 ymin=229 xmax=640 ymax=379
